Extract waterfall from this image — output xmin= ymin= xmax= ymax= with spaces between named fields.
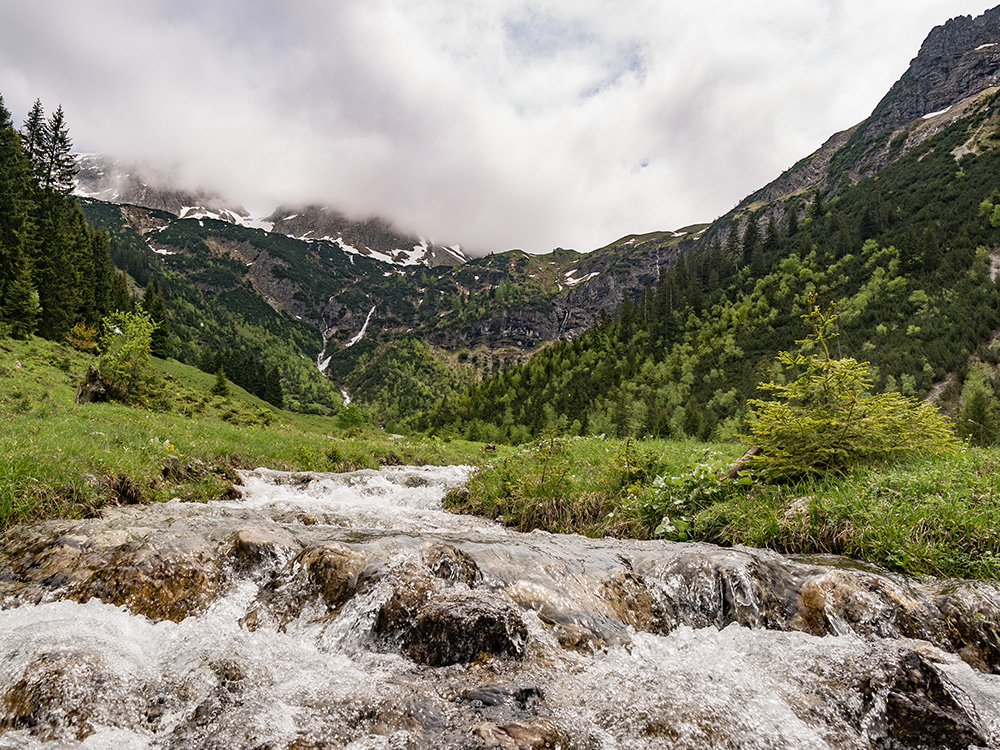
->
xmin=346 ymin=306 xmax=377 ymax=348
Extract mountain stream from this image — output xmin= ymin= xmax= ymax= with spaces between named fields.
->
xmin=1 ymin=465 xmax=1000 ymax=749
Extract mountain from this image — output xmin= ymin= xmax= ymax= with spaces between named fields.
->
xmin=703 ymin=7 xmax=1000 ymax=246
xmin=78 ymin=163 xmax=703 ymax=424
xmin=427 ymin=6 xmax=1000 ymax=442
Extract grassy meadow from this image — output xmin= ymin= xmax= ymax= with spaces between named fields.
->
xmin=0 ymin=336 xmax=490 ymax=526
xmin=4 ymin=335 xmax=1000 ymax=580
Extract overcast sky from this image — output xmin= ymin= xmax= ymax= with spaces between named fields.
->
xmin=1 ymin=1 xmax=997 ymax=254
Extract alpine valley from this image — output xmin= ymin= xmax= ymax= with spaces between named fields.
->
xmin=10 ymin=7 xmax=1000 ymax=439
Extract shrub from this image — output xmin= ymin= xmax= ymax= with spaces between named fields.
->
xmin=742 ymin=298 xmax=959 ymax=481
xmin=97 ymin=310 xmax=161 ymax=405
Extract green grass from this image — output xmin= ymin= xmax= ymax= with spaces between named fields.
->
xmin=444 ymin=436 xmax=744 ymax=538
xmin=697 ymin=451 xmax=1000 ymax=579
xmin=0 ymin=336 xmax=496 ymax=527
xmin=6 ymin=335 xmax=1000 ymax=580
xmin=446 ymin=434 xmax=1000 ymax=580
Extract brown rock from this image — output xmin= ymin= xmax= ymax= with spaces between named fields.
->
xmin=471 ymin=719 xmax=567 ymax=749
xmin=83 ymin=536 xmax=219 ymax=622
xmin=402 ymin=591 xmax=528 ymax=667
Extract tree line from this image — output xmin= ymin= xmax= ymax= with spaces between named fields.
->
xmin=0 ymin=96 xmax=129 ymax=340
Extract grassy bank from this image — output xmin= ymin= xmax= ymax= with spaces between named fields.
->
xmin=445 ymin=436 xmax=1000 ymax=580
xmin=0 ymin=337 xmax=492 ymax=527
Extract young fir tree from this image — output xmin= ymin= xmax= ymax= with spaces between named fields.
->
xmin=211 ymin=366 xmax=231 ymax=399
xmin=141 ymin=282 xmax=170 ymax=358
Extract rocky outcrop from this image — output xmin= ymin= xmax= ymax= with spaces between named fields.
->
xmin=870 ymin=8 xmax=1000 ymax=133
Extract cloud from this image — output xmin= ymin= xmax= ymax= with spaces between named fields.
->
xmin=0 ymin=1 xmax=994 ymax=253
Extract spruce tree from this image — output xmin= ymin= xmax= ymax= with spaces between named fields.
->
xmin=21 ymin=99 xmax=45 ymax=183
xmin=41 ymin=105 xmax=77 ymax=195
xmin=141 ymin=283 xmax=170 ymax=358
xmin=2 ymin=258 xmax=41 ymax=338
xmin=0 ymin=94 xmax=35 ymax=318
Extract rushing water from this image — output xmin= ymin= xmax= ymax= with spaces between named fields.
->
xmin=1 ymin=465 xmax=1000 ymax=749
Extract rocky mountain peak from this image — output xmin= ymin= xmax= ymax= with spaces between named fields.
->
xmin=917 ymin=6 xmax=1000 ymax=58
xmin=866 ymin=6 xmax=1000 ymax=135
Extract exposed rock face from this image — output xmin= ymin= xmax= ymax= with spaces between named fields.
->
xmin=870 ymin=8 xmax=1000 ymax=133
xmin=700 ymin=6 xmax=1000 ymax=248
xmin=268 ymin=205 xmax=470 ymax=268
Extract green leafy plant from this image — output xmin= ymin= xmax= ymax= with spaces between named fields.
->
xmin=97 ymin=310 xmax=162 ymax=405
xmin=632 ymin=461 xmax=729 ymax=540
xmin=742 ymin=297 xmax=959 ymax=481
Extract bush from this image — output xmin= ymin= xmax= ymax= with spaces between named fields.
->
xmin=743 ymin=299 xmax=959 ymax=480
xmin=97 ymin=310 xmax=162 ymax=406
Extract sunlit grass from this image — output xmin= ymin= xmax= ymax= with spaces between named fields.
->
xmin=0 ymin=336 xmax=496 ymax=527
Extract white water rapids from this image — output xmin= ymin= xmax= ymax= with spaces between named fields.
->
xmin=1 ymin=466 xmax=1000 ymax=749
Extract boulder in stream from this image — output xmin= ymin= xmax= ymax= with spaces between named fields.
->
xmin=403 ymin=591 xmax=529 ymax=667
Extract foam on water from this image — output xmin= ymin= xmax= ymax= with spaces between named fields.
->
xmin=1 ymin=466 xmax=1000 ymax=748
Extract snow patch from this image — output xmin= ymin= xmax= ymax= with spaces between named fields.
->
xmin=564 ymin=271 xmax=600 ymax=287
xmin=922 ymin=106 xmax=952 ymax=120
xmin=977 ymin=43 xmax=997 ymax=50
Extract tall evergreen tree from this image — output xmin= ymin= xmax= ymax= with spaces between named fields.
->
xmin=41 ymin=105 xmax=77 ymax=195
xmin=141 ymin=282 xmax=171 ymax=358
xmin=0 ymin=94 xmax=35 ymax=314
xmin=21 ymin=99 xmax=45 ymax=184
xmin=2 ymin=257 xmax=41 ymax=338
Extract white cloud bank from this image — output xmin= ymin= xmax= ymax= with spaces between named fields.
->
xmin=0 ymin=1 xmax=995 ymax=253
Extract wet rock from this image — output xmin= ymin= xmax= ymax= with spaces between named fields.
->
xmin=0 ymin=649 xmax=119 ymax=741
xmin=646 ymin=548 xmax=1000 ymax=672
xmin=867 ymin=650 xmax=986 ymax=749
xmin=599 ymin=569 xmax=669 ymax=632
xmin=422 ymin=542 xmax=482 ymax=587
xmin=471 ymin=719 xmax=568 ymax=749
xmin=371 ymin=543 xmax=482 ymax=641
xmin=227 ymin=526 xmax=301 ymax=574
xmin=550 ymin=622 xmax=604 ymax=653
xmin=403 ymin=591 xmax=528 ymax=667
xmin=83 ymin=535 xmax=219 ymax=622
xmin=461 ymin=685 xmax=545 ymax=719
xmin=371 ymin=563 xmax=444 ymax=638
xmin=243 ymin=542 xmax=366 ymax=630
xmin=301 ymin=543 xmax=367 ymax=608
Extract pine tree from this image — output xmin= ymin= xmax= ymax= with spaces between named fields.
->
xmin=0 ymin=95 xmax=34 ymax=316
xmin=41 ymin=105 xmax=77 ymax=195
xmin=21 ymin=99 xmax=45 ymax=184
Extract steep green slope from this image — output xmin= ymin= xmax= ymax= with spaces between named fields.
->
xmin=429 ymin=102 xmax=1000 ymax=442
